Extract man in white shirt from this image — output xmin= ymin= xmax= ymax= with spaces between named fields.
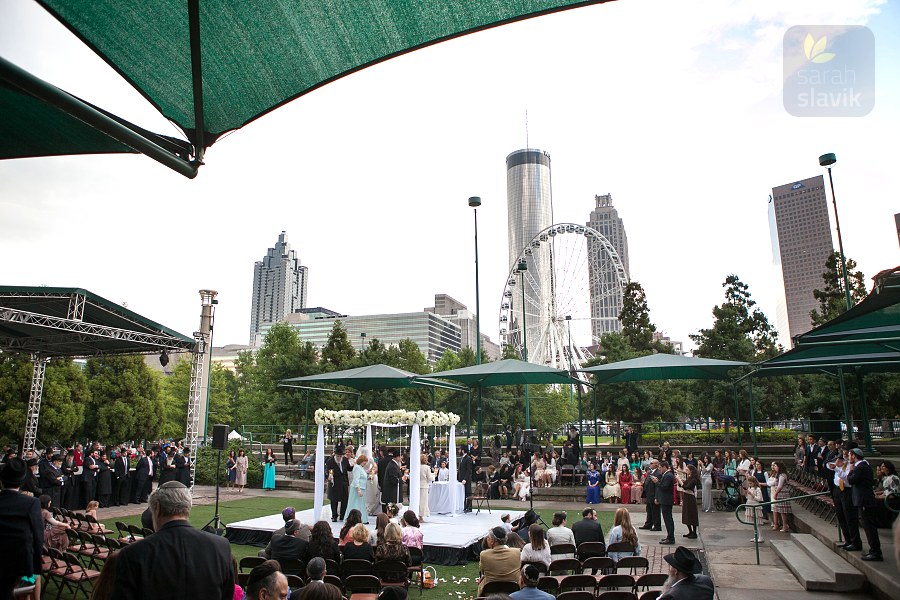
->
xmin=828 ymin=449 xmax=861 ymax=551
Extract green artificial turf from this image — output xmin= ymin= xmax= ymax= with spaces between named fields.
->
xmin=70 ymin=500 xmax=617 ymax=600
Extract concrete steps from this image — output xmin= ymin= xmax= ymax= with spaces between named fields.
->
xmin=770 ymin=533 xmax=865 ymax=592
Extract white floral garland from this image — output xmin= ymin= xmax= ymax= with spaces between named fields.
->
xmin=314 ymin=408 xmax=460 ymax=427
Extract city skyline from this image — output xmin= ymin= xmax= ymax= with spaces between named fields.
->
xmin=587 ymin=193 xmax=631 ymax=341
xmin=249 ymin=232 xmax=308 ymax=346
xmin=1 ymin=0 xmax=897 ymax=353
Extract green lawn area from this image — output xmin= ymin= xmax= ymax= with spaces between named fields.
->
xmin=106 ymin=500 xmax=617 ymax=600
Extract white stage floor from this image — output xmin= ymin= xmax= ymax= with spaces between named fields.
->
xmin=228 ymin=507 xmax=525 ymax=550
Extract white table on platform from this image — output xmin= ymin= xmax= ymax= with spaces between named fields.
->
xmin=428 ymin=481 xmax=464 ymax=514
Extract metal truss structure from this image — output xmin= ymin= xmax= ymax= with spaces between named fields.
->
xmin=23 ymin=355 xmax=50 ymax=452
xmin=185 ymin=290 xmax=217 ymax=489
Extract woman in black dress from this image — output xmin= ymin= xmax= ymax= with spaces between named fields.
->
xmin=283 ymin=429 xmax=294 ymax=465
xmin=680 ymin=464 xmax=700 ymax=539
xmin=96 ymin=451 xmax=113 ymax=508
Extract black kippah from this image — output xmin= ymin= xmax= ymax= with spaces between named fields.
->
xmin=247 ymin=560 xmax=281 ymax=587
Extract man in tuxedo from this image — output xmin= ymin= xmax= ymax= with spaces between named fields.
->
xmin=655 ymin=461 xmax=676 ymax=544
xmin=113 ymin=449 xmax=130 ymax=507
xmin=847 ymin=448 xmax=882 ymax=561
xmin=658 ymin=546 xmax=714 ymax=599
xmin=640 ymin=459 xmax=661 ymax=531
xmin=175 ymin=448 xmax=192 ymax=487
xmin=459 ymin=449 xmax=475 ymax=513
xmin=132 ymin=448 xmax=155 ymax=504
xmin=624 ymin=426 xmax=639 ymax=457
xmin=804 ymin=435 xmax=818 ymax=475
xmin=0 ymin=458 xmax=44 ymax=600
xmin=82 ymin=448 xmax=100 ymax=506
xmin=325 ymin=450 xmax=350 ymax=521
xmin=39 ymin=453 xmax=65 ymax=508
xmin=111 ymin=481 xmax=233 ymax=600
xmin=381 ymin=453 xmax=404 ymax=512
xmin=829 ymin=449 xmax=861 ymax=551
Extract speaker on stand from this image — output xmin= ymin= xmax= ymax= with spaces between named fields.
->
xmin=204 ymin=424 xmax=229 ymax=535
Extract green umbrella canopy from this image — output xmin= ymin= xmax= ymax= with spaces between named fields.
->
xmin=580 ymin=353 xmax=749 ymax=384
xmin=279 ymin=363 xmax=465 ymax=391
xmin=427 ymin=358 xmax=580 ymax=387
xmin=753 ymin=341 xmax=900 ymax=377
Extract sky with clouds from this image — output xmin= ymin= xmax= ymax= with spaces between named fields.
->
xmin=1 ymin=0 xmax=897 ymax=354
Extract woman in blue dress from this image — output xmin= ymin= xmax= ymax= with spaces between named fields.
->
xmin=585 ymin=462 xmax=602 ymax=504
xmin=225 ymin=450 xmax=237 ymax=489
xmin=346 ymin=454 xmax=370 ymax=523
xmin=262 ymin=448 xmax=277 ymax=490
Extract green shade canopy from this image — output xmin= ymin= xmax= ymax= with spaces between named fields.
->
xmin=753 ymin=342 xmax=900 ymax=376
xmin=279 ymin=363 xmax=466 ymax=391
xmin=795 ymin=266 xmax=900 ymax=345
xmin=579 ymin=353 xmax=749 ymax=384
xmin=0 ymin=285 xmax=195 ymax=357
xmin=5 ymin=0 xmax=611 ymax=175
xmin=427 ymin=358 xmax=581 ymax=387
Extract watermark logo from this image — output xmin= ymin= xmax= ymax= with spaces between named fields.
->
xmin=783 ymin=25 xmax=874 ymax=117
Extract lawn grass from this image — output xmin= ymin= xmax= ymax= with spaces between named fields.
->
xmin=86 ymin=500 xmax=617 ymax=600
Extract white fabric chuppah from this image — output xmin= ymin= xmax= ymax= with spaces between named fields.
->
xmin=409 ymin=423 xmax=421 ymax=516
xmin=313 ymin=424 xmax=325 ymax=519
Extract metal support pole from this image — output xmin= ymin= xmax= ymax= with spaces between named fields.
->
xmin=748 ymin=378 xmax=758 ymax=457
xmin=304 ymin=392 xmax=310 ymax=453
xmin=186 ymin=290 xmax=217 ymax=489
xmin=187 ymin=0 xmax=206 ymax=164
xmin=521 ymin=264 xmax=531 ymax=429
xmin=593 ymin=387 xmax=598 ymax=446
xmin=854 ymin=369 xmax=873 ymax=452
xmin=837 ymin=367 xmax=853 ymax=442
xmin=733 ymin=384 xmax=742 ymax=445
xmin=824 ymin=165 xmax=853 ymax=311
xmin=471 ymin=198 xmax=483 ymax=451
xmin=22 ymin=354 xmax=49 ymax=453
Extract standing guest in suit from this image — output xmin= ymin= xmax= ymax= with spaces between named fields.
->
xmin=132 ymin=448 xmax=155 ymax=504
xmin=640 ymin=459 xmax=661 ymax=531
xmin=624 ymin=426 xmax=639 ymax=457
xmin=477 ymin=526 xmax=521 ymax=596
xmin=61 ymin=449 xmax=78 ymax=509
xmin=96 ymin=450 xmax=113 ymax=508
xmin=381 ymin=453 xmax=405 ymax=512
xmin=655 ymin=461 xmax=676 ymax=544
xmin=282 ymin=430 xmax=295 ymax=466
xmin=113 ymin=449 xmax=130 ymax=507
xmin=0 ymin=458 xmax=44 ymax=600
xmin=804 ymin=435 xmax=818 ymax=475
xmin=847 ymin=447 xmax=882 ymax=561
xmin=111 ymin=481 xmax=233 ymax=600
xmin=39 ymin=453 xmax=65 ymax=509
xmin=23 ymin=458 xmax=43 ymax=498
xmin=82 ymin=448 xmax=99 ymax=505
xmin=459 ymin=449 xmax=475 ymax=512
xmin=325 ymin=450 xmax=350 ymax=521
xmin=658 ymin=546 xmax=714 ymax=599
xmin=175 ymin=448 xmax=192 ymax=487
xmin=158 ymin=447 xmax=176 ymax=485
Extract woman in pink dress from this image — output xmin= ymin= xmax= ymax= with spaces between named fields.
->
xmin=618 ymin=463 xmax=633 ymax=505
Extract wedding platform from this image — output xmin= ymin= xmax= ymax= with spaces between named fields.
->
xmin=226 ymin=506 xmax=526 ymax=565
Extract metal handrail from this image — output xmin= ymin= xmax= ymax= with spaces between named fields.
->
xmin=734 ymin=490 xmax=833 ymax=565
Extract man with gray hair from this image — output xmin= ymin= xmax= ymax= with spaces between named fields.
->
xmin=111 ymin=481 xmax=234 ymax=600
xmin=477 ymin=526 xmax=521 ymax=596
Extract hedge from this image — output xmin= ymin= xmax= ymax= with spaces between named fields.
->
xmin=637 ymin=428 xmax=798 ymax=446
xmin=194 ymin=442 xmax=262 ymax=487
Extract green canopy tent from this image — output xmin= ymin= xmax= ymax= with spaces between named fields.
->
xmin=278 ymin=363 xmax=466 ymax=450
xmin=579 ymin=353 xmax=751 ymax=449
xmin=3 ymin=0 xmax=613 ymax=178
xmin=425 ymin=358 xmax=583 ymax=448
xmin=752 ymin=266 xmax=900 ymax=452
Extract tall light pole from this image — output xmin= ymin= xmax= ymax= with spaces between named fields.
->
xmin=566 ymin=315 xmax=580 ymax=433
xmin=469 ymin=196 xmax=484 ymax=450
xmin=359 ymin=332 xmax=366 ymax=353
xmin=819 ymin=153 xmax=853 ymax=311
xmin=519 ymin=259 xmax=530 ymax=429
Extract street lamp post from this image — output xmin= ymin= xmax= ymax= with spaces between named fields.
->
xmin=519 ymin=259 xmax=530 ymax=429
xmin=360 ymin=332 xmax=366 ymax=353
xmin=819 ymin=153 xmax=853 ymax=311
xmin=469 ymin=196 xmax=484 ymax=451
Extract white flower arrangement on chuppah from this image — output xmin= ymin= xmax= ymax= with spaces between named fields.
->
xmin=314 ymin=408 xmax=460 ymax=427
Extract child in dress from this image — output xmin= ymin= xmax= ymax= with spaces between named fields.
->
xmin=85 ymin=500 xmax=107 ymax=533
xmin=743 ymin=477 xmax=764 ymax=541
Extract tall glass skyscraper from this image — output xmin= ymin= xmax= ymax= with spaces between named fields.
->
xmin=506 ymin=149 xmax=553 ymax=362
xmin=586 ymin=194 xmax=630 ymax=340
xmin=249 ymin=231 xmax=308 ymax=346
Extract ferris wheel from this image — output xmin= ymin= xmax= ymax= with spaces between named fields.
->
xmin=499 ymin=223 xmax=629 ymax=376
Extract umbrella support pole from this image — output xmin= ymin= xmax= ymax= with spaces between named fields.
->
xmin=0 ymin=57 xmax=198 ymax=178
xmin=854 ymin=369 xmax=874 ymax=452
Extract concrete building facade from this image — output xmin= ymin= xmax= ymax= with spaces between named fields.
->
xmin=586 ymin=193 xmax=630 ymax=340
xmin=249 ymin=232 xmax=308 ymax=346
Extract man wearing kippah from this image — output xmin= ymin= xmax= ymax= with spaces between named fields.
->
xmin=510 ymin=564 xmax=553 ymax=600
xmin=847 ymin=447 xmax=882 ymax=561
xmin=477 ymin=526 xmax=521 ymax=596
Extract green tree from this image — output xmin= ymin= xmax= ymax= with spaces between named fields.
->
xmin=320 ymin=321 xmax=356 ymax=372
xmin=620 ymin=281 xmax=656 ymax=352
xmin=84 ymin=355 xmax=162 ymax=443
xmin=810 ymin=251 xmax=868 ymax=326
xmin=257 ymin=323 xmax=319 ymax=421
xmin=160 ymin=360 xmax=237 ymax=439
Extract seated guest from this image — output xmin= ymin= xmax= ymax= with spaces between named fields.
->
xmin=547 ymin=512 xmax=576 ymax=558
xmin=510 ymin=563 xmax=554 ymax=600
xmin=246 ymin=560 xmax=288 ymax=600
xmin=341 ymin=523 xmax=374 ymax=562
xmin=39 ymin=494 xmax=70 ymax=551
xmin=270 ymin=519 xmax=309 ymax=572
xmin=478 ymin=526 xmax=521 ymax=596
xmin=371 ymin=513 xmax=390 ymax=547
xmin=339 ymin=510 xmax=363 ymax=547
xmin=374 ymin=523 xmax=410 ymax=583
xmin=572 ymin=508 xmax=604 ymax=547
xmin=606 ymin=508 xmax=641 ymax=562
xmin=261 ymin=507 xmax=308 ymax=559
xmin=305 ymin=521 xmax=340 ymax=563
xmin=296 ymin=558 xmax=342 ymax=600
xmin=519 ymin=523 xmax=550 ymax=568
xmin=603 ymin=468 xmax=621 ymax=503
xmin=401 ymin=510 xmax=424 ymax=549
xmin=659 ymin=547 xmax=714 ymax=599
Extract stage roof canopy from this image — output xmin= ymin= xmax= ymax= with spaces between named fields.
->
xmin=0 ymin=285 xmax=195 ymax=357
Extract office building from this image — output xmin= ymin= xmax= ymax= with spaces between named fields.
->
xmin=771 ymin=176 xmax=834 ymax=342
xmin=425 ymin=293 xmax=500 ymax=360
xmin=586 ymin=194 xmax=630 ymax=340
xmin=506 ymin=148 xmax=554 ymax=361
xmin=249 ymin=232 xmax=308 ymax=346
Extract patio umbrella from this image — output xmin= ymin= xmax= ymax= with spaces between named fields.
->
xmin=3 ymin=0 xmax=613 ymax=177
xmin=281 ymin=363 xmax=464 ymax=391
xmin=427 ymin=358 xmax=580 ymax=387
xmin=579 ymin=353 xmax=749 ymax=384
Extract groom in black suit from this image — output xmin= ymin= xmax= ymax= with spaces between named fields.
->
xmin=326 ymin=450 xmax=350 ymax=521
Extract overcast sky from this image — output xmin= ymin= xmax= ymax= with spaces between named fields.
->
xmin=1 ymin=0 xmax=897 ymax=354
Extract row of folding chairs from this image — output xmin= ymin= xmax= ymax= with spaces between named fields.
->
xmin=113 ymin=521 xmax=153 ymax=545
xmin=526 ymin=555 xmax=649 ymax=578
xmin=52 ymin=507 xmax=113 ymax=536
xmin=479 ymin=575 xmax=665 ymax=599
xmin=43 ymin=547 xmax=102 ymax=600
xmin=64 ymin=529 xmax=122 ymax=571
xmin=786 ymin=475 xmax=837 ymax=524
xmin=478 ymin=592 xmax=659 ymax=600
xmin=549 ymin=541 xmax=636 ymax=563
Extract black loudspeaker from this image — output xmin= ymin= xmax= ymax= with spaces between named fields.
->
xmin=211 ymin=424 xmax=229 ymax=450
